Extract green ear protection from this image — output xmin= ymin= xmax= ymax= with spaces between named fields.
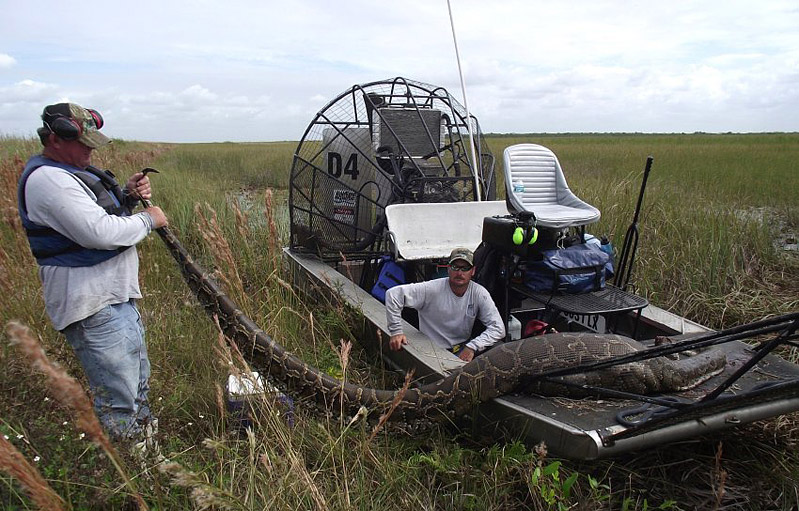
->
xmin=512 ymin=225 xmax=538 ymax=246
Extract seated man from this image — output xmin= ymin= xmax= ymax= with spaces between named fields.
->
xmin=385 ymin=247 xmax=505 ymax=362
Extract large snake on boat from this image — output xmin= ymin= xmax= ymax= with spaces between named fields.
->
xmin=155 ymin=226 xmax=727 ymax=422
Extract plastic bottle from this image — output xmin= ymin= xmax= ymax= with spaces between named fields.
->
xmin=600 ymin=236 xmax=614 ymax=257
xmin=508 ymin=315 xmax=522 ymax=341
xmin=600 ymin=236 xmax=615 ymax=275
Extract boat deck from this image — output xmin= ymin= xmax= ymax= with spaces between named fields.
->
xmin=283 ymin=247 xmax=799 ymax=459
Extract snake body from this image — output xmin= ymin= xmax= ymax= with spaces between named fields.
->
xmin=157 ymin=227 xmax=726 ymax=422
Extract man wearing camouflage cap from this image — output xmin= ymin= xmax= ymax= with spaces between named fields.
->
xmin=385 ymin=247 xmax=505 ymax=362
xmin=17 ymin=102 xmax=167 ymax=445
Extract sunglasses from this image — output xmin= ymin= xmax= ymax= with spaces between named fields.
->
xmin=449 ymin=263 xmax=473 ymax=272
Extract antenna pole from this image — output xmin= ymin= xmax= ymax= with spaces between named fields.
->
xmin=447 ymin=0 xmax=481 ymax=201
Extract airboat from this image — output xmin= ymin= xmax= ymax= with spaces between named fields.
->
xmin=282 ymin=77 xmax=799 ymax=460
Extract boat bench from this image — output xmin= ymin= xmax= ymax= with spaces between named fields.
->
xmin=385 ymin=201 xmax=510 ymax=261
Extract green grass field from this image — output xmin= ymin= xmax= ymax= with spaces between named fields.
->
xmin=0 ymin=133 xmax=797 ymax=510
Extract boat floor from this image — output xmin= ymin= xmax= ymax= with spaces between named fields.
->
xmin=501 ymin=338 xmax=799 ymax=431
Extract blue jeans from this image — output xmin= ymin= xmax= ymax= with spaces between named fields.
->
xmin=63 ymin=300 xmax=152 ymax=439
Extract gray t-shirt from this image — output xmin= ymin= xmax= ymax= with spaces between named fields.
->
xmin=24 ymin=165 xmax=153 ymax=330
xmin=385 ymin=278 xmax=505 ymax=352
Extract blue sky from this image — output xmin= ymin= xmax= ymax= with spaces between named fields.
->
xmin=1 ymin=0 xmax=797 ymax=142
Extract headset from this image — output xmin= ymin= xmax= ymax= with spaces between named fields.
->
xmin=40 ymin=104 xmax=104 ymax=141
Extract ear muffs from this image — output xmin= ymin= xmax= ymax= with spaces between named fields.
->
xmin=87 ymin=108 xmax=104 ymax=129
xmin=42 ymin=106 xmax=104 ymax=141
xmin=45 ymin=116 xmax=82 ymax=140
xmin=512 ymin=225 xmax=539 ymax=246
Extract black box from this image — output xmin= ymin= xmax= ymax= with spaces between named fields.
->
xmin=482 ymin=215 xmax=529 ymax=256
xmin=482 ymin=215 xmax=560 ymax=256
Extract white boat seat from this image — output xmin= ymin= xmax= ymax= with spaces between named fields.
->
xmin=385 ymin=201 xmax=509 ymax=260
xmin=503 ymin=144 xmax=600 ymax=229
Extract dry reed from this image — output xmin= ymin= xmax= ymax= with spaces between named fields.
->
xmin=231 ymin=198 xmax=250 ymax=243
xmin=0 ymin=434 xmax=64 ymax=510
xmin=0 ymin=155 xmax=36 ymax=290
xmin=5 ymin=321 xmax=148 ymax=510
xmin=195 ymin=202 xmax=246 ymax=301
xmin=0 ymin=246 xmax=13 ymax=297
xmin=368 ymin=369 xmax=414 ymax=443
xmin=159 ymin=461 xmax=243 ymax=510
xmin=264 ymin=188 xmax=281 ymax=263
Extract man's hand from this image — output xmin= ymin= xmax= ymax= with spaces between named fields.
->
xmin=126 ymin=172 xmax=152 ymax=200
xmin=389 ymin=334 xmax=407 ymax=351
xmin=145 ymin=206 xmax=168 ymax=229
xmin=457 ymin=347 xmax=475 ymax=362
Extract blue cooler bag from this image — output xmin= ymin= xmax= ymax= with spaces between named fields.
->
xmin=371 ymin=256 xmax=405 ymax=302
xmin=524 ymin=243 xmax=610 ymax=294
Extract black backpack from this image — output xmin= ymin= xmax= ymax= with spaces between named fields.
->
xmin=473 ymin=241 xmax=504 ymax=307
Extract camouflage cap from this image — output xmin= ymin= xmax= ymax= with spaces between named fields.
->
xmin=42 ymin=103 xmax=111 ymax=149
xmin=448 ymin=247 xmax=474 ymax=266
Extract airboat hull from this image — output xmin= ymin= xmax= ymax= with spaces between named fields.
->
xmin=283 ymin=247 xmax=799 ymax=460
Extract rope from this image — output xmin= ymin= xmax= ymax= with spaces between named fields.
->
xmin=446 ymin=0 xmax=482 ymax=201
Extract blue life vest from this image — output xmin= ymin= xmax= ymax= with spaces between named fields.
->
xmin=18 ymin=155 xmax=134 ymax=267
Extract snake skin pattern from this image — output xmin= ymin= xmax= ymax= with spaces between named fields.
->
xmin=156 ymin=227 xmax=727 ymax=422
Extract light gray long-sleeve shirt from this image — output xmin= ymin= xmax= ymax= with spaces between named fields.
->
xmin=23 ymin=164 xmax=154 ymax=330
xmin=385 ymin=278 xmax=505 ymax=353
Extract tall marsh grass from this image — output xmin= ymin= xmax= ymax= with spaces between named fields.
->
xmin=0 ymin=134 xmax=797 ymax=509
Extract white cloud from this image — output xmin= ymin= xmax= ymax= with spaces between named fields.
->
xmin=0 ymin=0 xmax=797 ymax=141
xmin=0 ymin=53 xmax=15 ymax=68
xmin=0 ymin=79 xmax=59 ymax=102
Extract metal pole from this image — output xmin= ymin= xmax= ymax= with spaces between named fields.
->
xmin=447 ymin=0 xmax=481 ymax=201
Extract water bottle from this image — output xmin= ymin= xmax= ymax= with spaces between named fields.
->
xmin=600 ymin=236 xmax=615 ymax=276
xmin=508 ymin=315 xmax=522 ymax=341
xmin=600 ymin=236 xmax=613 ymax=257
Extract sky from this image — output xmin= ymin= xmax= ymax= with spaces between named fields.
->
xmin=1 ymin=0 xmax=797 ymax=143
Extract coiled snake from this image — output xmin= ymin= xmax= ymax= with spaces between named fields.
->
xmin=155 ymin=227 xmax=726 ymax=423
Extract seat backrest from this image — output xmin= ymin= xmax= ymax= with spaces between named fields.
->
xmin=502 ymin=143 xmax=600 ymax=229
xmin=503 ymin=144 xmax=568 ymax=209
xmin=377 ymin=108 xmax=442 ymax=159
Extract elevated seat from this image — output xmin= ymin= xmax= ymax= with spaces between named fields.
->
xmin=503 ymin=144 xmax=600 ymax=229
